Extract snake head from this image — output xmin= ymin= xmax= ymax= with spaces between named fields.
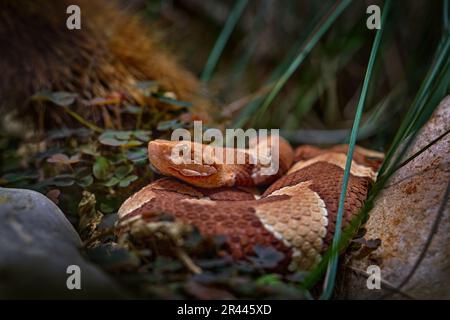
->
xmin=148 ymin=139 xmax=235 ymax=188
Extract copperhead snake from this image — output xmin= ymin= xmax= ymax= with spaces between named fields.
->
xmin=117 ymin=137 xmax=384 ymax=271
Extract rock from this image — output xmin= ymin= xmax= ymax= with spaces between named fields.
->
xmin=0 ymin=187 xmax=125 ymax=298
xmin=340 ymin=96 xmax=450 ymax=299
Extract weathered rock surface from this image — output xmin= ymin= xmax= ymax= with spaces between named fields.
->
xmin=0 ymin=187 xmax=125 ymax=298
xmin=340 ymin=96 xmax=450 ymax=299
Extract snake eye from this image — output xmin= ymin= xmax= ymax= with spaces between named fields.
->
xmin=170 ymin=164 xmax=217 ymax=177
xmin=180 ymin=166 xmax=217 ymax=177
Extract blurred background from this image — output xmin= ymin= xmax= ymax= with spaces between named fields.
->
xmin=0 ymin=0 xmax=447 ymax=299
xmin=137 ymin=0 xmax=444 ymax=150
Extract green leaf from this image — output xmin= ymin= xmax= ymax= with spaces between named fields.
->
xmin=1 ymin=172 xmax=39 ymax=183
xmin=79 ymin=144 xmax=100 ymax=157
xmin=114 ymin=165 xmax=133 ymax=179
xmin=93 ymin=157 xmax=111 ymax=180
xmin=249 ymin=245 xmax=284 ymax=269
xmin=152 ymin=94 xmax=193 ymax=108
xmin=100 ymin=203 xmax=114 ymax=213
xmin=126 ymin=148 xmax=148 ymax=165
xmin=47 ymin=175 xmax=76 ymax=187
xmin=99 ymin=137 xmax=126 ymax=147
xmin=157 ymin=119 xmax=184 ymax=131
xmin=48 ymin=128 xmax=91 ymax=140
xmin=99 ymin=131 xmax=148 ymax=147
xmin=118 ymin=175 xmax=138 ymax=188
xmin=114 ymin=131 xmax=132 ymax=140
xmin=32 ymin=90 xmax=78 ymax=107
xmin=99 ymin=131 xmax=129 ymax=146
xmin=103 ymin=176 xmax=120 ymax=187
xmin=120 ymin=140 xmax=143 ymax=148
xmin=132 ymin=130 xmax=151 ymax=142
xmin=256 ymin=274 xmax=282 ymax=286
xmin=77 ymin=174 xmax=94 ymax=188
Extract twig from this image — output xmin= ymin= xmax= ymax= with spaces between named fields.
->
xmin=82 ymin=228 xmax=115 ymax=248
xmin=221 ymin=83 xmax=274 ymax=118
xmin=175 ymin=247 xmax=202 ymax=275
xmin=62 ymin=106 xmax=104 ymax=133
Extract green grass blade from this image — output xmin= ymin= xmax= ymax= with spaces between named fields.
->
xmin=381 ymin=58 xmax=449 ymax=182
xmin=408 ymin=60 xmax=449 ymax=133
xmin=302 ymin=1 xmax=448 ymax=294
xmin=319 ymin=0 xmax=392 ymax=300
xmin=226 ymin=0 xmax=271 ymax=88
xmin=254 ymin=0 xmax=353 ymax=122
xmin=200 ymin=0 xmax=249 ymax=83
xmin=379 ymin=2 xmax=450 ymax=176
xmin=231 ymin=1 xmax=335 ymax=128
xmin=377 ymin=36 xmax=449 ymax=177
xmin=293 ymin=39 xmax=364 ymax=122
xmin=282 ymin=89 xmax=399 ymax=144
xmin=400 ymin=44 xmax=449 ymax=137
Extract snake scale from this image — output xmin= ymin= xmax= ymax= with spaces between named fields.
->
xmin=117 ymin=138 xmax=384 ymax=271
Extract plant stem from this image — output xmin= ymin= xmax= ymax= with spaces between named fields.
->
xmin=201 ymin=0 xmax=249 ymax=83
xmin=255 ymin=0 xmax=353 ymax=123
xmin=320 ymin=0 xmax=391 ymax=300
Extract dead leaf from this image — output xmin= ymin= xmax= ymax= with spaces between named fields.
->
xmin=78 ymin=191 xmax=103 ymax=243
xmin=47 ymin=153 xmax=80 ymax=165
xmin=46 ymin=189 xmax=60 ymax=204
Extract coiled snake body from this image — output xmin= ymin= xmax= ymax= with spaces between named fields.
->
xmin=117 ymin=138 xmax=383 ymax=271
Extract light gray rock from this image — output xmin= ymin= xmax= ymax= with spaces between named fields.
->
xmin=340 ymin=96 xmax=450 ymax=299
xmin=0 ymin=187 xmax=125 ymax=299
